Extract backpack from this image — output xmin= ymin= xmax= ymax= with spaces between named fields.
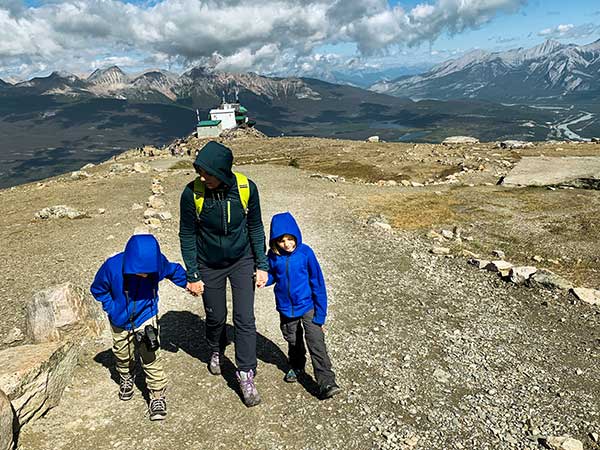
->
xmin=193 ymin=172 xmax=250 ymax=219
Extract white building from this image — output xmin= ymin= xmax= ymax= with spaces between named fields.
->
xmin=209 ymin=103 xmax=238 ymax=130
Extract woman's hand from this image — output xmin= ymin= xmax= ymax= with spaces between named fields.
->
xmin=255 ymin=270 xmax=268 ymax=288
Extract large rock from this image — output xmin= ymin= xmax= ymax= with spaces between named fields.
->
xmin=26 ymin=283 xmax=104 ymax=343
xmin=502 ymin=156 xmax=600 ymax=188
xmin=0 ymin=341 xmax=79 ymax=426
xmin=498 ymin=140 xmax=534 ymax=149
xmin=544 ymin=436 xmax=584 ymax=450
xmin=509 ymin=266 xmax=537 ymax=285
xmin=0 ymin=389 xmax=13 ymax=450
xmin=485 ymin=260 xmax=513 ymax=277
xmin=571 ymin=287 xmax=600 ymax=306
xmin=528 ymin=269 xmax=573 ymax=291
xmin=34 ymin=205 xmax=88 ymax=220
xmin=442 ymin=136 xmax=479 ymax=145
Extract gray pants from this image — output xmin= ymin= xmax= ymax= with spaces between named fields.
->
xmin=280 ymin=309 xmax=336 ymax=387
xmin=200 ymin=254 xmax=257 ymax=371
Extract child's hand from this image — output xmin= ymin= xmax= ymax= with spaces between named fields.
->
xmin=186 ymin=281 xmax=204 ymax=296
xmin=255 ymin=270 xmax=268 ymax=288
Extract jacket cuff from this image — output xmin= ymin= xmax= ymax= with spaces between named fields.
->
xmin=312 ymin=315 xmax=326 ymax=326
xmin=187 ymin=271 xmax=202 ymax=282
xmin=256 ymin=261 xmax=269 ymax=272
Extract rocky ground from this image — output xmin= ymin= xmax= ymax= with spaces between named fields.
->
xmin=1 ymin=135 xmax=599 ymax=449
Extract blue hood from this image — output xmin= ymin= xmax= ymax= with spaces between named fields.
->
xmin=269 ymin=212 xmax=303 ymax=246
xmin=123 ymin=234 xmax=161 ymax=275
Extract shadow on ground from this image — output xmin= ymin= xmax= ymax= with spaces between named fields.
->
xmin=93 ymin=310 xmax=321 ymax=401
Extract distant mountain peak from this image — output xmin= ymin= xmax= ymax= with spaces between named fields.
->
xmin=87 ymin=66 xmax=128 ymax=84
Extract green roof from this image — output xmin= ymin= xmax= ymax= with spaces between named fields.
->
xmin=235 ymin=115 xmax=246 ymax=121
xmin=198 ymin=120 xmax=221 ymax=127
xmin=239 ymin=106 xmax=248 ymax=113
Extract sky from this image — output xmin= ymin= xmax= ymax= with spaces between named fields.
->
xmin=1 ymin=0 xmax=599 ymax=80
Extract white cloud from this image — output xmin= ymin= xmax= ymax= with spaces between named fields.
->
xmin=538 ymin=23 xmax=599 ymax=39
xmin=0 ymin=0 xmax=527 ymax=78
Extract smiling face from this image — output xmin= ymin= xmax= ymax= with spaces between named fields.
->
xmin=276 ymin=234 xmax=297 ymax=253
xmin=197 ymin=168 xmax=222 ymax=190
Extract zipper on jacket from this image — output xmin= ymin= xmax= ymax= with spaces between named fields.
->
xmin=286 ymin=255 xmax=293 ymax=317
xmin=227 ymin=200 xmax=231 ymax=224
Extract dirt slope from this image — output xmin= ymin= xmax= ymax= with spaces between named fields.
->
xmin=10 ymin=156 xmax=600 ymax=450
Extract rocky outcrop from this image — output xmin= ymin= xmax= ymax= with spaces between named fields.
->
xmin=25 ymin=283 xmax=104 ymax=343
xmin=502 ymin=156 xmax=600 ymax=189
xmin=0 ymin=389 xmax=14 ymax=450
xmin=442 ymin=136 xmax=479 ymax=145
xmin=34 ymin=205 xmax=88 ymax=220
xmin=0 ymin=340 xmax=79 ymax=427
xmin=528 ymin=269 xmax=573 ymax=291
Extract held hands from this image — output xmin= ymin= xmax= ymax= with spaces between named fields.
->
xmin=255 ymin=269 xmax=268 ymax=288
xmin=186 ymin=281 xmax=204 ymax=297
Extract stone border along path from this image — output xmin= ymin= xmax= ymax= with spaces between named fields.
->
xmin=19 ymin=164 xmax=600 ymax=450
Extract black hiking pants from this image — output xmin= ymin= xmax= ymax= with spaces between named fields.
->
xmin=280 ymin=309 xmax=336 ymax=387
xmin=200 ymin=254 xmax=257 ymax=372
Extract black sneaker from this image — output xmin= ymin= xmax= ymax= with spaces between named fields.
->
xmin=148 ymin=390 xmax=167 ymax=421
xmin=319 ymin=383 xmax=342 ymax=400
xmin=284 ymin=368 xmax=303 ymax=383
xmin=208 ymin=352 xmax=222 ymax=375
xmin=118 ymin=374 xmax=135 ymax=401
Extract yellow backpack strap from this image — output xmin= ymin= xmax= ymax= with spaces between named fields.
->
xmin=234 ymin=172 xmax=250 ymax=213
xmin=192 ymin=176 xmax=205 ymax=217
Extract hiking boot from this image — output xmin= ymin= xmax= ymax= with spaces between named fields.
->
xmin=118 ymin=374 xmax=135 ymax=401
xmin=284 ymin=368 xmax=303 ymax=383
xmin=208 ymin=352 xmax=222 ymax=375
xmin=319 ymin=383 xmax=342 ymax=400
xmin=236 ymin=369 xmax=261 ymax=407
xmin=148 ymin=389 xmax=167 ymax=421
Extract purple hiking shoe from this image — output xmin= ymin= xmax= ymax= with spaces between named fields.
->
xmin=236 ymin=369 xmax=261 ymax=407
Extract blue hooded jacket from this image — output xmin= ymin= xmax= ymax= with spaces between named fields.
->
xmin=90 ymin=234 xmax=187 ymax=330
xmin=266 ymin=212 xmax=328 ymax=325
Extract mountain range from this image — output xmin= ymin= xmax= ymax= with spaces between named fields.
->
xmin=371 ymin=39 xmax=600 ymax=103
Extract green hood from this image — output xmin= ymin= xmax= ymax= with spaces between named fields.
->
xmin=193 ymin=141 xmax=235 ymax=187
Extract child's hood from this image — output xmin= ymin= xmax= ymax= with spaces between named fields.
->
xmin=269 ymin=212 xmax=303 ymax=246
xmin=123 ymin=234 xmax=161 ymax=274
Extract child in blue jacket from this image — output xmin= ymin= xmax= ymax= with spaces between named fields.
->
xmin=265 ymin=212 xmax=341 ymax=399
xmin=90 ymin=234 xmax=187 ymax=420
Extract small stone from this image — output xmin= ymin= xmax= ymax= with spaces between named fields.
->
xmin=131 ymin=203 xmax=143 ymax=210
xmin=411 ymin=181 xmax=424 ymax=187
xmin=400 ymin=180 xmax=411 ymax=187
xmin=106 ymin=235 xmax=115 ymax=240
xmin=70 ymin=170 xmax=90 ymax=180
xmin=485 ymin=260 xmax=514 ymax=277
xmin=147 ymin=195 xmax=166 ymax=209
xmin=492 ymin=249 xmax=505 ymax=259
xmin=144 ymin=218 xmax=161 ymax=229
xmin=133 ymin=162 xmax=151 ymax=173
xmin=532 ymin=255 xmax=543 ymax=263
xmin=98 ymin=208 xmax=106 ymax=215
xmin=433 ymin=368 xmax=451 ymax=383
xmin=545 ymin=436 xmax=583 ymax=450
xmin=2 ymin=327 xmax=24 ymax=345
xmin=441 ymin=229 xmax=454 ymax=239
xmin=431 ymin=247 xmax=451 ymax=256
xmin=133 ymin=225 xmax=150 ymax=235
xmin=143 ymin=208 xmax=159 ymax=219
xmin=372 ymin=222 xmax=392 ymax=231
xmin=509 ymin=266 xmax=537 ymax=285
xmin=157 ymin=211 xmax=173 ymax=221
xmin=325 ymin=192 xmax=338 ymax=199
xmin=427 ymin=230 xmax=442 ymax=239
xmin=366 ymin=135 xmax=380 ymax=143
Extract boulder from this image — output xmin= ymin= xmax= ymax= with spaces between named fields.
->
xmin=498 ymin=140 xmax=534 ymax=149
xmin=441 ymin=229 xmax=454 ymax=239
xmin=143 ymin=208 xmax=159 ymax=219
xmin=502 ymin=156 xmax=600 ymax=189
xmin=442 ymin=136 xmax=479 ymax=145
xmin=485 ymin=260 xmax=513 ymax=277
xmin=468 ymin=259 xmax=490 ymax=270
xmin=35 ymin=205 xmax=88 ymax=220
xmin=133 ymin=162 xmax=151 ymax=173
xmin=110 ymin=163 xmax=131 ymax=173
xmin=509 ymin=266 xmax=537 ymax=285
xmin=544 ymin=436 xmax=583 ymax=450
xmin=0 ymin=389 xmax=13 ymax=450
xmin=157 ymin=211 xmax=173 ymax=221
xmin=528 ymin=269 xmax=573 ymax=291
xmin=366 ymin=136 xmax=380 ymax=143
xmin=25 ymin=283 xmax=104 ymax=344
xmin=70 ymin=170 xmax=90 ymax=180
xmin=0 ymin=341 xmax=79 ymax=427
xmin=571 ymin=287 xmax=600 ymax=306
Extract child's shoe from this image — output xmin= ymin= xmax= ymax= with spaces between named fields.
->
xmin=284 ymin=368 xmax=303 ymax=383
xmin=319 ymin=382 xmax=342 ymax=400
xmin=208 ymin=352 xmax=222 ymax=375
xmin=236 ymin=369 xmax=261 ymax=407
xmin=148 ymin=389 xmax=167 ymax=421
xmin=118 ymin=374 xmax=135 ymax=401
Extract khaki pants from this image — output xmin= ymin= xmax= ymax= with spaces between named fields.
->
xmin=111 ymin=318 xmax=167 ymax=392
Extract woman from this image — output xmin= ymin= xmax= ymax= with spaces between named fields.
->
xmin=179 ymin=140 xmax=268 ymax=407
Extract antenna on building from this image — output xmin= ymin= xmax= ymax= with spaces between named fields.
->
xmin=196 ymin=109 xmax=200 ymax=123
xmin=235 ymin=88 xmax=239 ymax=103
xmin=222 ymin=91 xmax=226 ymax=104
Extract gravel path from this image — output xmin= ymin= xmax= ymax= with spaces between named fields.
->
xmin=17 ymin=163 xmax=600 ymax=450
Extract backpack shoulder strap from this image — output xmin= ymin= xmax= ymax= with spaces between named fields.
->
xmin=192 ymin=177 xmax=205 ymax=216
xmin=234 ymin=172 xmax=250 ymax=212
